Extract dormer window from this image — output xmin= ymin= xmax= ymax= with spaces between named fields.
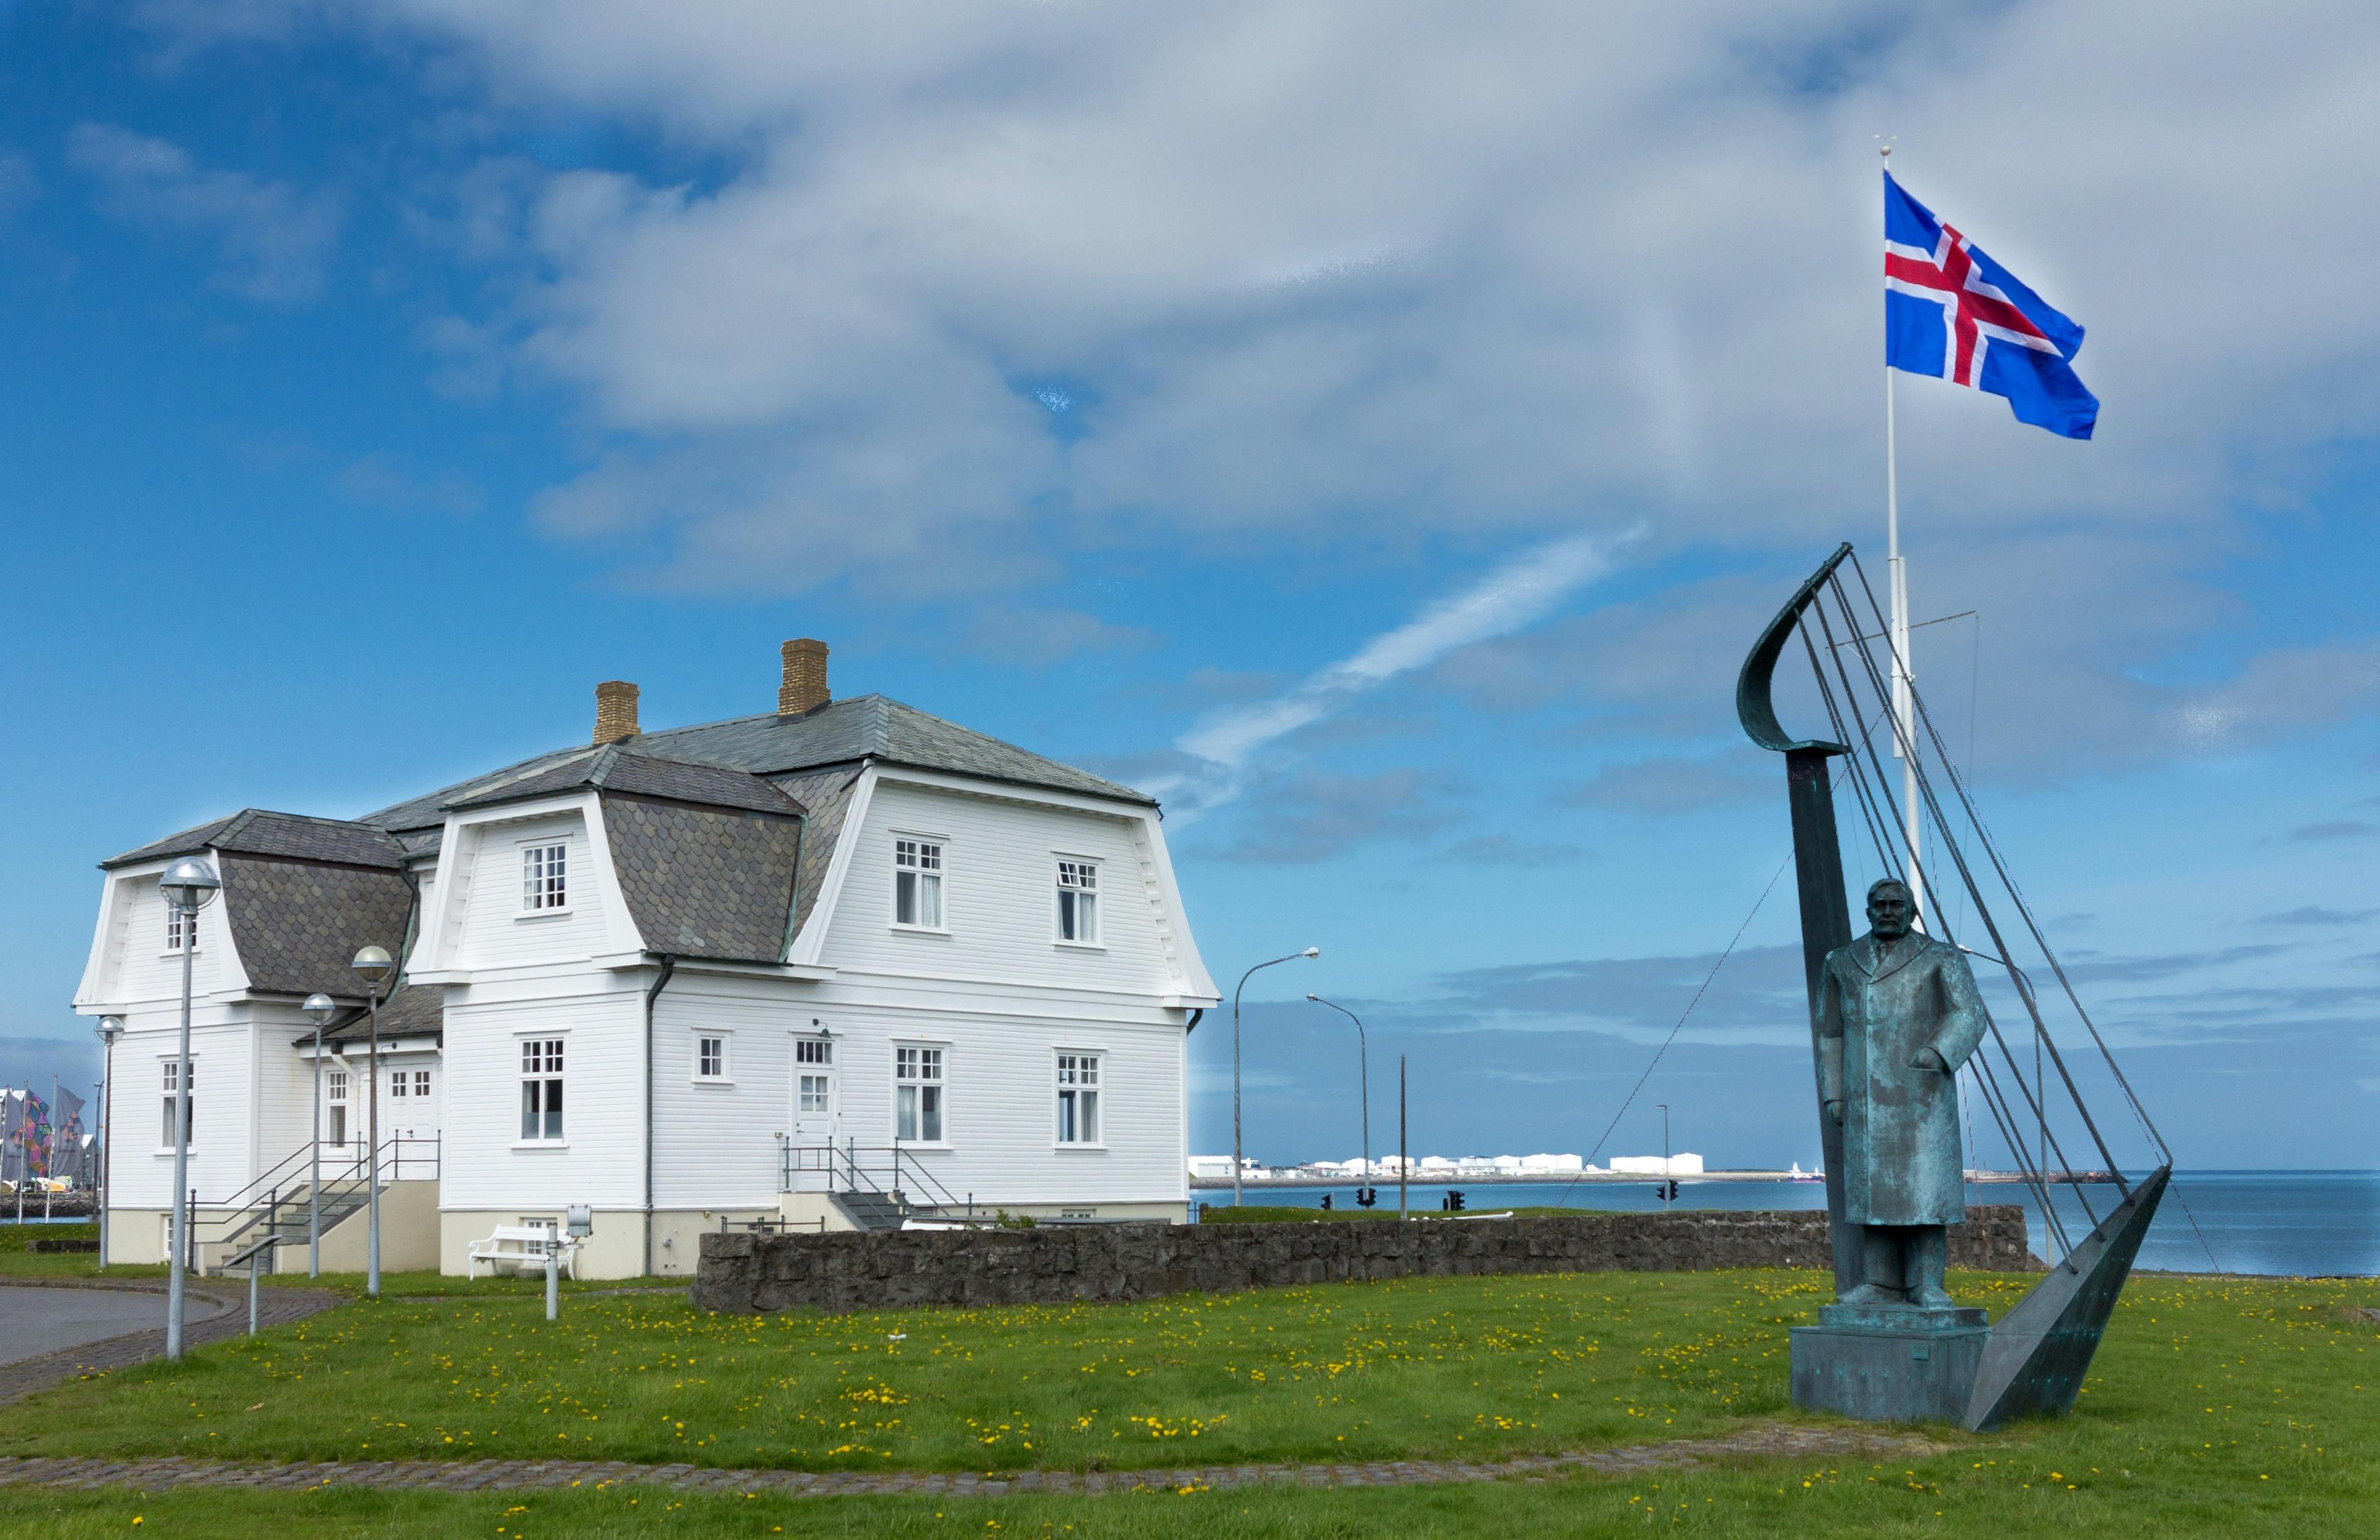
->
xmin=893 ymin=837 xmax=943 ymax=929
xmin=522 ymin=842 xmax=568 ymax=912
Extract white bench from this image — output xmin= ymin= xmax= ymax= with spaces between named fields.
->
xmin=467 ymin=1225 xmax=573 ymax=1280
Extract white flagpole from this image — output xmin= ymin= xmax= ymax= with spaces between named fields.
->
xmin=1881 ymin=144 xmax=1925 ymax=930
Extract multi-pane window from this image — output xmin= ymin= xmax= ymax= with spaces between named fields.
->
xmin=161 ymin=1060 xmax=195 ymax=1146
xmin=695 ymin=1034 xmax=727 ymax=1080
xmin=165 ymin=903 xmax=199 ymax=951
xmin=894 ymin=1045 xmax=944 ymax=1142
xmin=522 ymin=842 xmax=568 ymax=911
xmin=413 ymin=1070 xmax=431 ymax=1099
xmin=893 ymin=838 xmax=943 ymax=927
xmin=327 ymin=1070 xmax=348 ymax=1146
xmin=520 ymin=1039 xmax=565 ymax=1140
xmin=1057 ymin=1053 xmax=1101 ymax=1145
xmin=797 ymin=1038 xmax=832 ymax=1113
xmin=1057 ymin=860 xmax=1100 ymax=944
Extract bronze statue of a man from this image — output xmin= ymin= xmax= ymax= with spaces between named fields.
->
xmin=1817 ymin=878 xmax=1987 ymax=1308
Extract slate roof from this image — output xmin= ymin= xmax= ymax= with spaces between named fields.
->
xmin=361 ymin=693 xmax=1150 ymax=833
xmin=104 ymin=809 xmax=408 ymax=870
xmin=771 ymin=765 xmax=864 ymax=940
xmin=301 ymin=982 xmax=444 ymax=1047
xmin=218 ymin=855 xmax=416 ymax=997
xmin=605 ymin=798 xmax=804 ymax=962
xmin=447 ymin=746 xmax=809 ymax=818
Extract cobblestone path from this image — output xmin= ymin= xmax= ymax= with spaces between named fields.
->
xmin=0 ymin=1423 xmax=1945 ymax=1499
xmin=0 ymin=1281 xmax=342 ymax=1407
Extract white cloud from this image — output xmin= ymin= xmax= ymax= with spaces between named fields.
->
xmin=64 ymin=123 xmax=340 ymax=302
xmin=1154 ymin=529 xmax=1631 ymax=816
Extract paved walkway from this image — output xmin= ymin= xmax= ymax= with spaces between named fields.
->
xmin=0 ymin=1423 xmax=1946 ymax=1499
xmin=0 ymin=1280 xmax=342 ymax=1407
xmin=0 ymin=1285 xmax=229 ymax=1367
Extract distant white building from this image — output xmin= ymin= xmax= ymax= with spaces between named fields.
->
xmin=1519 ymin=1152 xmax=1584 ymax=1174
xmin=1609 ymin=1153 xmax=1704 ymax=1176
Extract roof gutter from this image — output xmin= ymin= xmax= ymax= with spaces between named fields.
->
xmin=643 ymin=953 xmax=676 ymax=1280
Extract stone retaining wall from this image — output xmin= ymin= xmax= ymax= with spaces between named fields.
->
xmin=695 ymin=1205 xmax=2037 ymax=1314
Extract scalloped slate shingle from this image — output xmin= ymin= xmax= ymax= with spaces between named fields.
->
xmin=218 ymin=855 xmax=415 ymax=997
xmin=604 ymin=797 xmax=803 ymax=962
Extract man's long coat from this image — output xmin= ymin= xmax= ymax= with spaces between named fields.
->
xmin=1816 ymin=930 xmax=1988 ymax=1226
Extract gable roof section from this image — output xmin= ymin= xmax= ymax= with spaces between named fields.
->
xmin=360 ymin=693 xmax=1150 ymax=834
xmin=103 ymin=809 xmax=409 ymax=870
xmin=301 ymin=982 xmax=444 ymax=1047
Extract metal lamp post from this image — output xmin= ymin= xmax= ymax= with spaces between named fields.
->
xmin=352 ymin=945 xmax=394 ymax=1300
xmin=159 ymin=856 xmax=220 ymax=1361
xmin=1659 ymin=1102 xmax=1672 ymax=1210
xmin=302 ymin=993 xmax=336 ymax=1278
xmin=1304 ymin=995 xmax=1370 ymax=1197
xmin=94 ymin=1017 xmax=121 ymax=1270
xmin=1232 ymin=947 xmax=1320 ymax=1207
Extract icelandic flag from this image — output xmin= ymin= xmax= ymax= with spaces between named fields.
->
xmin=1885 ymin=173 xmax=2097 ymax=440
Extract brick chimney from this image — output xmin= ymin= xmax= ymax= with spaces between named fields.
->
xmin=779 ymin=639 xmax=829 ymax=716
xmin=594 ymin=680 xmax=641 ymax=744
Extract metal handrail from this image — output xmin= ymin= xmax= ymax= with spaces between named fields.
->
xmin=779 ymin=1140 xmax=965 ymax=1215
xmin=195 ymin=1135 xmax=441 ymax=1258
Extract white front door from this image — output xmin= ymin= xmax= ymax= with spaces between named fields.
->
xmin=791 ymin=1037 xmax=837 ymax=1192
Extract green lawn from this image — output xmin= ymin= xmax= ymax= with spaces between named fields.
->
xmin=0 ymin=1268 xmax=2371 ymax=1538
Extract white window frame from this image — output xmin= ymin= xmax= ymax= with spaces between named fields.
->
xmin=890 ymin=833 xmax=948 ymax=933
xmin=327 ymin=1069 xmax=350 ymax=1147
xmin=164 ymin=900 xmax=201 ymax=955
xmin=518 ymin=1036 xmax=566 ymax=1145
xmin=389 ymin=1068 xmax=409 ymax=1099
xmin=1054 ymin=856 xmax=1102 ymax=948
xmin=158 ymin=1057 xmax=196 ymax=1151
xmin=794 ymin=1036 xmax=835 ymax=1119
xmin=1055 ymin=1049 xmax=1104 ymax=1149
xmin=519 ymin=838 xmax=571 ymax=917
xmin=412 ymin=1068 xmax=431 ymax=1100
xmin=892 ymin=1042 xmax=948 ymax=1146
xmin=692 ymin=1030 xmax=733 ymax=1085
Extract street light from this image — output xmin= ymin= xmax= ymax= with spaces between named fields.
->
xmin=159 ymin=855 xmax=220 ymax=1362
xmin=1232 ymin=947 xmax=1320 ymax=1207
xmin=352 ymin=944 xmax=395 ymax=1300
xmin=302 ymin=993 xmax=337 ymax=1278
xmin=93 ymin=1017 xmax=121 ymax=1272
xmin=1304 ymin=995 xmax=1370 ymax=1200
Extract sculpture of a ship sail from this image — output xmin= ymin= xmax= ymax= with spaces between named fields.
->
xmin=1737 ymin=542 xmax=2175 ymax=1430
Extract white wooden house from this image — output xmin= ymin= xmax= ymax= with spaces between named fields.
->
xmin=74 ymin=642 xmax=1217 ymax=1279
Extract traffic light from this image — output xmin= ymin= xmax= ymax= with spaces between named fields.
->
xmin=1449 ymin=1189 xmax=1465 ymax=1212
xmin=1355 ymin=1186 xmax=1377 ymax=1208
xmin=1320 ymin=1193 xmax=1333 ymax=1210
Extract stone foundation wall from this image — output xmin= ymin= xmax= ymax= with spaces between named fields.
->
xmin=694 ymin=1205 xmax=2038 ymax=1314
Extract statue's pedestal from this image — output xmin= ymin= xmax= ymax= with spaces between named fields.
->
xmin=1790 ymin=1303 xmax=1989 ymax=1423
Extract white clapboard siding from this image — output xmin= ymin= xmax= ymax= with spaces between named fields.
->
xmin=451 ymin=814 xmax=612 ymax=972
xmin=649 ymin=983 xmax=807 ymax=1210
xmin=107 ymin=875 xmax=238 ymax=1007
xmin=438 ymin=985 xmax=646 ymax=1211
xmin=822 ymin=780 xmax=1182 ymax=997
xmin=112 ymin=1018 xmax=258 ymax=1208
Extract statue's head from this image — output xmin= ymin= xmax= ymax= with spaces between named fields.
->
xmin=1867 ymin=878 xmax=1916 ymax=940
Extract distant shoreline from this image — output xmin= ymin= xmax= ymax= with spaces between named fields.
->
xmin=1189 ymin=1169 xmax=2122 ymax=1189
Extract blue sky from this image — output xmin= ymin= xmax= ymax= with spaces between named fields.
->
xmin=2 ymin=2 xmax=2374 ymax=1172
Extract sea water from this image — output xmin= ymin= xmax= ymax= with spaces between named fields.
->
xmin=1205 ymin=1169 xmax=2380 ymax=1277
